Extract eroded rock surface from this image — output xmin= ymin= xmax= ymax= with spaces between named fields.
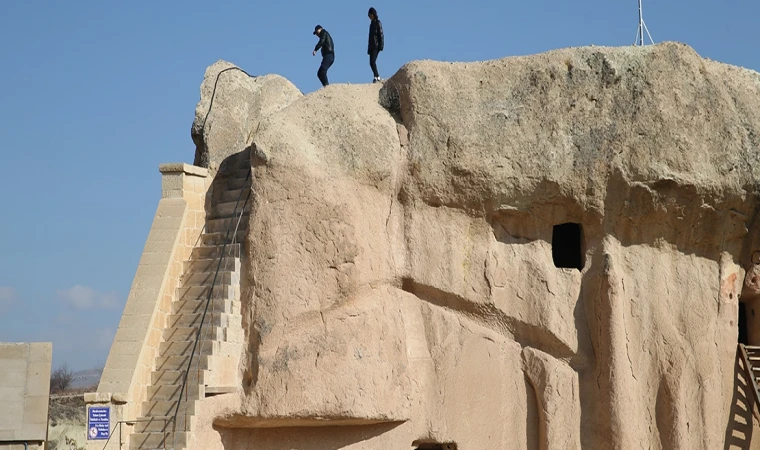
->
xmin=196 ymin=43 xmax=760 ymax=449
xmin=191 ymin=60 xmax=302 ymax=170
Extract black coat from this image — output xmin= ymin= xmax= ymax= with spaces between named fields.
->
xmin=314 ymin=29 xmax=335 ymax=56
xmin=368 ymin=19 xmax=384 ymax=54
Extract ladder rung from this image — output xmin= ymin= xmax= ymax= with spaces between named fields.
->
xmin=744 ymin=345 xmax=760 ymax=350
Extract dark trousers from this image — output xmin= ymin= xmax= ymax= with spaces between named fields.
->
xmin=369 ymin=50 xmax=379 ymax=78
xmin=318 ymin=53 xmax=334 ymax=86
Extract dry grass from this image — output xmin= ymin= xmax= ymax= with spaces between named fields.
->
xmin=48 ymin=393 xmax=88 ymax=427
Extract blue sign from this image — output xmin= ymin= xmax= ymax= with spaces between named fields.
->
xmin=87 ymin=407 xmax=110 ymax=440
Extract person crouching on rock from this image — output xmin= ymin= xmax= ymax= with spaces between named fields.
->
xmin=312 ymin=25 xmax=335 ymax=87
xmin=367 ymin=7 xmax=384 ymax=83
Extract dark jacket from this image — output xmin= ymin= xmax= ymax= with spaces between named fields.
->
xmin=314 ymin=29 xmax=335 ymax=56
xmin=368 ymin=19 xmax=384 ymax=54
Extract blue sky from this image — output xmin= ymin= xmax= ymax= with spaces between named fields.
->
xmin=0 ymin=0 xmax=758 ymax=371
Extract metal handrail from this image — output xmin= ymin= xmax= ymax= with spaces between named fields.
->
xmin=100 ymin=418 xmax=171 ymax=450
xmin=100 ymin=231 xmax=209 ymax=450
xmin=230 ymin=186 xmax=250 ymax=246
xmin=106 ymin=63 xmax=255 ymax=450
xmin=171 ymin=167 xmax=252 ymax=442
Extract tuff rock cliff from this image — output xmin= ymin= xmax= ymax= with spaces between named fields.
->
xmin=189 ymin=42 xmax=760 ymax=450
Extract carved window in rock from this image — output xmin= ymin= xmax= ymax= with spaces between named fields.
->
xmin=739 ymin=302 xmax=749 ymax=345
xmin=415 ymin=443 xmax=458 ymax=450
xmin=552 ymin=222 xmax=584 ymax=270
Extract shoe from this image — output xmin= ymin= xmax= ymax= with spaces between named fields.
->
xmin=373 ymin=77 xmax=383 ymax=83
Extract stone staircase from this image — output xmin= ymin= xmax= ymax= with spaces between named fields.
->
xmin=129 ymin=155 xmax=251 ymax=450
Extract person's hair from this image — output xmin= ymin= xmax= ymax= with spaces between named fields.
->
xmin=368 ymin=7 xmax=377 ymax=18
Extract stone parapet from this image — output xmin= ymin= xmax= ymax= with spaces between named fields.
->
xmin=0 ymin=342 xmax=52 ymax=448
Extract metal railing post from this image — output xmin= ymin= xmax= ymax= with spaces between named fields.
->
xmin=100 ymin=419 xmax=161 ymax=450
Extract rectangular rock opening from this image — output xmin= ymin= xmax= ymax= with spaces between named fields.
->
xmin=552 ymin=222 xmax=584 ymax=270
xmin=415 ymin=443 xmax=458 ymax=450
xmin=739 ymin=302 xmax=748 ymax=345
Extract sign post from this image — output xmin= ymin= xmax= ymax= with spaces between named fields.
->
xmin=87 ymin=407 xmax=111 ymax=440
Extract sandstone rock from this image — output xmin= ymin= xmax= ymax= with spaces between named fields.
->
xmin=197 ymin=43 xmax=760 ymax=449
xmin=243 ymin=84 xmax=408 ymax=425
xmin=397 ymin=123 xmax=409 ymax=147
xmin=522 ymin=347 xmax=581 ymax=450
xmin=743 ymin=264 xmax=760 ymax=301
xmin=251 ymin=286 xmax=413 ymax=425
xmin=190 ymin=60 xmax=302 ymax=170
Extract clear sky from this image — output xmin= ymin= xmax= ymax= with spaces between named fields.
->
xmin=0 ymin=0 xmax=758 ymax=371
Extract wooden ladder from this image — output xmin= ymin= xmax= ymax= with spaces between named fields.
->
xmin=739 ymin=344 xmax=760 ymax=407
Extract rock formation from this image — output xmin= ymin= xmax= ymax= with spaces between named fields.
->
xmin=189 ymin=42 xmax=760 ymax=449
xmin=191 ymin=61 xmax=302 ymax=170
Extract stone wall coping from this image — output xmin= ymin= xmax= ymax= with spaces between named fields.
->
xmin=84 ymin=392 xmax=111 ymax=403
xmin=84 ymin=392 xmax=129 ymax=404
xmin=158 ymin=163 xmax=209 ymax=178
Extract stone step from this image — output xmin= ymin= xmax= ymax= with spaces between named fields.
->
xmin=168 ymin=312 xmax=241 ymax=328
xmin=183 ymin=256 xmax=239 ymax=274
xmin=163 ymin=324 xmax=243 ymax=343
xmin=155 ymin=355 xmax=209 ymax=372
xmin=172 ymin=298 xmax=240 ymax=316
xmin=221 ymin=326 xmax=245 ymax=343
xmin=147 ymin=384 xmax=202 ymax=402
xmin=176 ymin=285 xmax=234 ymax=304
xmin=132 ymin=417 xmax=173 ymax=434
xmin=162 ymin=324 xmax=218 ymax=342
xmin=159 ymin=340 xmax=240 ymax=358
xmin=200 ymin=230 xmax=246 ymax=246
xmin=141 ymin=399 xmax=197 ymax=418
xmin=206 ymin=214 xmax=250 ymax=234
xmin=180 ymin=270 xmax=238 ymax=287
xmin=129 ymin=430 xmax=188 ymax=450
xmin=212 ymin=199 xmax=251 ymax=220
xmin=158 ymin=340 xmax=209 ymax=358
xmin=151 ymin=369 xmax=205 ymax=386
xmin=227 ymin=176 xmax=251 ymax=191
xmin=218 ymin=152 xmax=250 ymax=173
xmin=191 ymin=243 xmax=240 ymax=260
xmin=133 ymin=414 xmax=195 ymax=433
xmin=221 ymin=187 xmax=251 ymax=204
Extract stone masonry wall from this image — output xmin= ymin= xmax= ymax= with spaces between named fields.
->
xmin=86 ymin=164 xmax=209 ymax=450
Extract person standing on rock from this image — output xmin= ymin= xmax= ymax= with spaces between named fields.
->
xmin=312 ymin=25 xmax=335 ymax=87
xmin=367 ymin=7 xmax=384 ymax=83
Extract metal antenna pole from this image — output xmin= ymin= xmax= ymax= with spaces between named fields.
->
xmin=634 ymin=0 xmax=654 ymax=46
xmin=637 ymin=0 xmax=644 ymax=45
